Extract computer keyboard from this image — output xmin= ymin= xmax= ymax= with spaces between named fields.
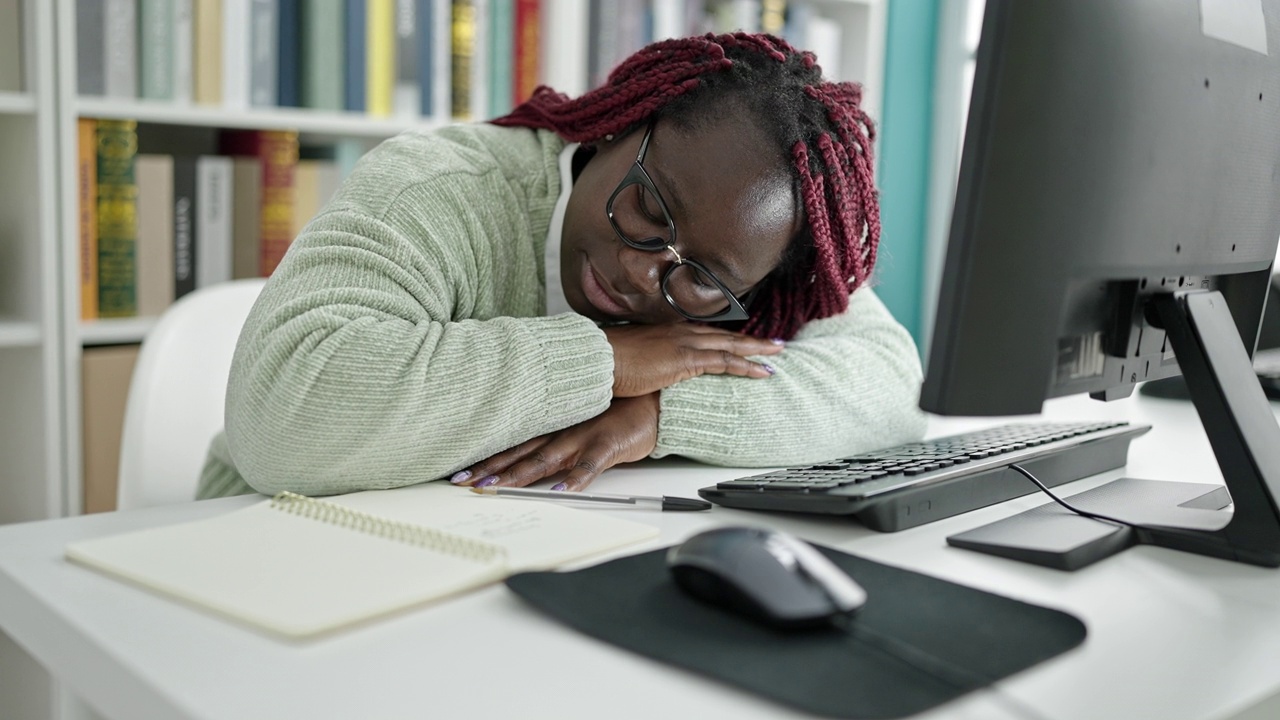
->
xmin=699 ymin=421 xmax=1151 ymax=532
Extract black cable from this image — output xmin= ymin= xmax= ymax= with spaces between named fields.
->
xmin=1008 ymin=463 xmax=1137 ymax=529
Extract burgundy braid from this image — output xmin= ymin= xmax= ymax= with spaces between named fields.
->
xmin=492 ymin=33 xmax=879 ymax=341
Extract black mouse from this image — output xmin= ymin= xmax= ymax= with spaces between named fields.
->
xmin=667 ymin=526 xmax=867 ymax=630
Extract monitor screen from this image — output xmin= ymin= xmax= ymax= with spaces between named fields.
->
xmin=920 ymin=0 xmax=1280 ymax=417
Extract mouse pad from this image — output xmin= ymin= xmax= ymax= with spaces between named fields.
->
xmin=505 ymin=545 xmax=1086 ymax=719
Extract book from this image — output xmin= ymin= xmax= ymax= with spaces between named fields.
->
xmin=135 ymin=154 xmax=176 ymax=317
xmin=222 ymin=129 xmax=299 ymax=276
xmin=512 ymin=0 xmax=539 ymax=106
xmin=0 ymin=0 xmax=21 ymax=92
xmin=105 ymin=0 xmax=139 ymax=98
xmin=299 ymin=0 xmax=344 ymax=110
xmin=196 ymin=155 xmax=234 ymax=288
xmin=173 ymin=156 xmax=198 ymax=299
xmin=194 ymin=0 xmax=223 ymax=105
xmin=291 ymin=158 xmax=339 ymax=238
xmin=276 ymin=0 xmax=301 ymax=106
xmin=81 ymin=344 xmax=141 ymax=515
xmin=96 ymin=119 xmax=139 ymax=318
xmin=366 ymin=0 xmax=395 ymax=116
xmin=173 ymin=0 xmax=195 ymax=103
xmin=223 ymin=0 xmax=251 ymax=110
xmin=248 ymin=0 xmax=279 ymax=107
xmin=424 ymin=0 xmax=451 ymax=120
xmin=230 ymin=156 xmax=261 ymax=278
xmin=64 ymin=482 xmax=659 ymax=638
xmin=79 ymin=119 xmax=99 ymax=320
xmin=393 ymin=0 xmax=419 ymax=117
xmin=139 ymin=0 xmax=176 ymax=100
xmin=344 ymin=0 xmax=367 ymax=112
xmin=450 ymin=0 xmax=475 ymax=119
xmin=487 ymin=0 xmax=513 ymax=117
xmin=77 ymin=0 xmax=106 ymax=95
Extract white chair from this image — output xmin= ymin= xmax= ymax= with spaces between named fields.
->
xmin=116 ymin=278 xmax=267 ymax=511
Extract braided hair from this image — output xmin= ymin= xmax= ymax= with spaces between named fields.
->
xmin=492 ymin=32 xmax=879 ymax=340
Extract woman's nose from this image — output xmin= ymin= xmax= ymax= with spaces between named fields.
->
xmin=615 ymin=244 xmax=669 ymax=295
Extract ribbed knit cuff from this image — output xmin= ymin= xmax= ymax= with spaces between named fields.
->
xmin=651 ymin=375 xmax=748 ymax=465
xmin=522 ymin=313 xmax=614 ymax=426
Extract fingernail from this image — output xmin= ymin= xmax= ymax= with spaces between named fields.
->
xmin=450 ymin=470 xmax=472 ymax=484
xmin=771 ymin=338 xmax=786 ymax=345
xmin=475 ymin=475 xmax=499 ymax=488
xmin=551 ymin=482 xmax=568 ymax=491
xmin=762 ymin=364 xmax=776 ymax=375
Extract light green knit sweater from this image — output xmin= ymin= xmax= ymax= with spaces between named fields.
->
xmin=197 ymin=123 xmax=927 ymax=499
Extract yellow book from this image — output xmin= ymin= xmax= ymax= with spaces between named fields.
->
xmin=366 ymin=0 xmax=395 ymax=117
xmin=78 ymin=119 xmax=99 ymax=320
xmin=193 ymin=0 xmax=222 ymax=105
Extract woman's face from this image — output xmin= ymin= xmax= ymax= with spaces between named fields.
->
xmin=560 ymin=115 xmax=801 ymax=325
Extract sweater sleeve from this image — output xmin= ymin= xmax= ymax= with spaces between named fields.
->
xmin=223 ymin=134 xmax=614 ymax=497
xmin=651 ymin=289 xmax=927 ymax=467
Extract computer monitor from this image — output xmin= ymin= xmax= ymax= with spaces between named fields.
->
xmin=920 ymin=0 xmax=1280 ymax=566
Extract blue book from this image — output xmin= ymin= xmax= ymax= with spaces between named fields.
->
xmin=277 ymin=0 xmax=301 ymax=106
xmin=416 ymin=0 xmax=433 ymax=116
xmin=344 ymin=0 xmax=367 ymax=112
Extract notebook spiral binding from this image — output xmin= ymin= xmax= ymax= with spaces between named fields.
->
xmin=269 ymin=491 xmax=508 ymax=563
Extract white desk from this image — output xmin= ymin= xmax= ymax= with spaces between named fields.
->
xmin=4 ymin=392 xmax=1280 ymax=720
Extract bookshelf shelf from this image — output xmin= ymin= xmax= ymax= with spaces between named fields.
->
xmin=79 ymin=317 xmax=159 ymax=346
xmin=0 ymin=321 xmax=41 ymax=347
xmin=76 ymin=99 xmax=436 ymax=139
xmin=0 ymin=92 xmax=35 ymax=114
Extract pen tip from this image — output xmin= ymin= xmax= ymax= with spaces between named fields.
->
xmin=469 ymin=486 xmax=494 ymax=495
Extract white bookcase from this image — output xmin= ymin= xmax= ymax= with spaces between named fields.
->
xmin=2 ymin=1 xmax=886 ymax=717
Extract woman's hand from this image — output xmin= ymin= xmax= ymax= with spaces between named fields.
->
xmin=605 ymin=324 xmax=783 ymax=397
xmin=452 ymin=394 xmax=661 ymax=492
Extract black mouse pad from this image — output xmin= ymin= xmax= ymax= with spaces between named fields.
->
xmin=505 ymin=545 xmax=1086 ymax=719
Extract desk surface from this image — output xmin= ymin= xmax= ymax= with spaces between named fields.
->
xmin=4 ymin=393 xmax=1280 ymax=720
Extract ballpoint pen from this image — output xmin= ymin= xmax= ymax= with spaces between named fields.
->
xmin=470 ymin=485 xmax=713 ymax=511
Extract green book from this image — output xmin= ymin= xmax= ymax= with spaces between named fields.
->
xmin=300 ymin=0 xmax=345 ymax=110
xmin=487 ymin=0 xmax=513 ymax=117
xmin=139 ymin=0 xmax=175 ymax=99
xmin=96 ymin=120 xmax=139 ymax=318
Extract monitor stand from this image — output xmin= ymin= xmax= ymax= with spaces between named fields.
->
xmin=947 ymin=290 xmax=1280 ymax=570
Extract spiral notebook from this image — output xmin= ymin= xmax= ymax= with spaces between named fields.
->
xmin=65 ymin=483 xmax=659 ymax=639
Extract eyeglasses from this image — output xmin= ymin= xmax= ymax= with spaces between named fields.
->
xmin=605 ymin=121 xmax=751 ymax=322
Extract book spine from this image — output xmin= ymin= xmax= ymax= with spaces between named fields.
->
xmin=414 ymin=0 xmax=432 ymax=116
xmin=449 ymin=0 xmax=473 ymax=120
xmin=486 ymin=0 xmax=512 ymax=117
xmin=139 ymin=0 xmax=175 ymax=99
xmin=223 ymin=0 xmax=251 ymax=110
xmin=299 ymin=0 xmax=344 ymax=110
xmin=173 ymin=156 xmax=198 ymax=299
xmin=76 ymin=0 xmax=106 ymax=95
xmin=469 ymin=0 xmax=489 ymax=119
xmin=194 ymin=0 xmax=223 ymax=105
xmin=258 ymin=131 xmax=299 ymax=276
xmin=344 ymin=0 xmax=367 ymax=112
xmin=104 ymin=0 xmax=138 ymax=98
xmin=276 ymin=0 xmax=300 ymax=106
xmin=429 ymin=0 xmax=451 ymax=122
xmin=512 ymin=0 xmax=538 ymax=106
xmin=78 ymin=119 xmax=100 ymax=320
xmin=248 ymin=0 xmax=278 ymax=107
xmin=393 ymin=0 xmax=419 ymax=117
xmin=173 ymin=0 xmax=195 ymax=102
xmin=230 ymin=156 xmax=261 ymax=278
xmin=760 ymin=0 xmax=785 ymax=35
xmin=196 ymin=155 xmax=233 ymax=287
xmin=134 ymin=155 xmax=176 ymax=317
xmin=96 ymin=120 xmax=139 ymax=318
xmin=366 ymin=0 xmax=395 ymax=116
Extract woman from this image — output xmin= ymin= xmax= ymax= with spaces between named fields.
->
xmin=197 ymin=33 xmax=926 ymax=500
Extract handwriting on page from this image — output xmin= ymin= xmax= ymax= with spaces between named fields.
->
xmin=440 ymin=509 xmax=545 ymax=540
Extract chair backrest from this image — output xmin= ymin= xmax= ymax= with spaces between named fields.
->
xmin=116 ymin=279 xmax=266 ymax=511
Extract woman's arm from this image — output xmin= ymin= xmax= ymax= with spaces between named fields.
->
xmin=652 ymin=289 xmax=927 ymax=467
xmin=224 ymin=157 xmax=614 ymax=497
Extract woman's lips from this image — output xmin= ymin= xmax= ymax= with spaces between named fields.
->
xmin=581 ymin=259 xmax=630 ymax=317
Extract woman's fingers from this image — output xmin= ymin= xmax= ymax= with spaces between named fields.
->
xmin=450 ymin=435 xmax=551 ymax=486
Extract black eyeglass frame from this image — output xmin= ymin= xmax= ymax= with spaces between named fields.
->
xmin=604 ymin=121 xmax=752 ymax=323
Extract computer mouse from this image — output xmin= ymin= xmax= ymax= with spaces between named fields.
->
xmin=666 ymin=526 xmax=867 ymax=630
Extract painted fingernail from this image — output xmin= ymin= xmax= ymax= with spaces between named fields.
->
xmin=762 ymin=364 xmax=776 ymax=375
xmin=771 ymin=338 xmax=786 ymax=345
xmin=475 ymin=475 xmax=499 ymax=488
xmin=450 ymin=470 xmax=472 ymax=484
xmin=551 ymin=482 xmax=568 ymax=491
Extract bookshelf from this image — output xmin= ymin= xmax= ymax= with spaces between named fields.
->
xmin=4 ymin=1 xmax=887 ymax=717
